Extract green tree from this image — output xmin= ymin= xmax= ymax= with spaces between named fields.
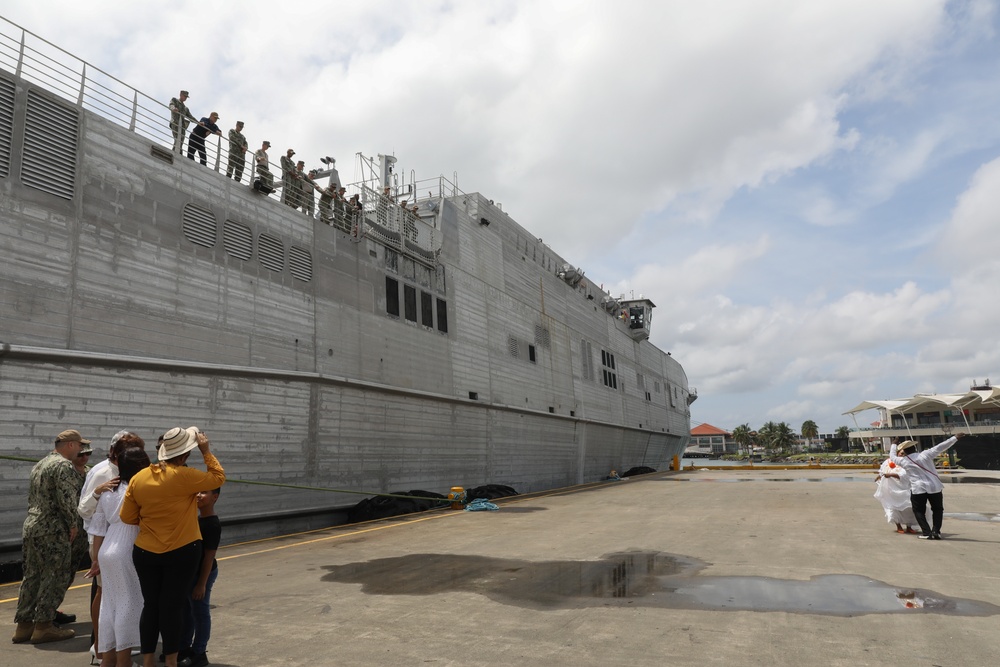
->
xmin=834 ymin=425 xmax=851 ymax=451
xmin=801 ymin=420 xmax=818 ymax=449
xmin=774 ymin=422 xmax=796 ymax=456
xmin=731 ymin=423 xmax=754 ymax=458
xmin=758 ymin=421 xmax=778 ymax=457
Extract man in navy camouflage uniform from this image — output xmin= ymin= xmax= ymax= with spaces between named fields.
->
xmin=169 ymin=90 xmax=197 ymax=153
xmin=281 ymin=149 xmax=299 ymax=207
xmin=12 ymin=429 xmax=90 ymax=645
xmin=226 ymin=121 xmax=249 ymax=183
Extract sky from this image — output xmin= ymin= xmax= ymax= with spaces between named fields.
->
xmin=3 ymin=1 xmax=999 ymax=434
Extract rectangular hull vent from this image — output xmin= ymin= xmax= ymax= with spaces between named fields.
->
xmin=0 ymin=77 xmax=14 ymax=178
xmin=258 ymin=233 xmax=284 ymax=272
xmin=288 ymin=246 xmax=312 ymax=282
xmin=22 ymin=89 xmax=78 ymax=200
xmin=182 ymin=203 xmax=218 ymax=248
xmin=223 ymin=220 xmax=253 ymax=260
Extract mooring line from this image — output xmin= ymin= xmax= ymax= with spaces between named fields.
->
xmin=0 ymin=454 xmax=454 ymax=503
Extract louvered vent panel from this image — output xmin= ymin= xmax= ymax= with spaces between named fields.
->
xmin=0 ymin=77 xmax=14 ymax=178
xmin=181 ymin=204 xmax=217 ymax=248
xmin=534 ymin=325 xmax=550 ymax=348
xmin=223 ymin=220 xmax=253 ymax=260
xmin=288 ymin=246 xmax=312 ymax=282
xmin=507 ymin=336 xmax=519 ymax=358
xmin=258 ymin=233 xmax=284 ymax=272
xmin=22 ymin=90 xmax=78 ymax=199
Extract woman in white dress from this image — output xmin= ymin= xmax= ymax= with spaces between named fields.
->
xmin=874 ymin=457 xmax=919 ymax=534
xmin=87 ymin=447 xmax=151 ymax=667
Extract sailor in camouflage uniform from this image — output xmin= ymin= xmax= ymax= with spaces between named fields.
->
xmin=298 ymin=163 xmax=317 ymax=216
xmin=12 ymin=429 xmax=91 ymax=645
xmin=280 ymin=149 xmax=299 ymax=207
xmin=168 ymin=90 xmax=197 ymax=154
xmin=226 ymin=121 xmax=250 ymax=183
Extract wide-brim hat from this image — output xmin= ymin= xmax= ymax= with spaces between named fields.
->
xmin=158 ymin=426 xmax=199 ymax=461
xmin=897 ymin=440 xmax=918 ymax=455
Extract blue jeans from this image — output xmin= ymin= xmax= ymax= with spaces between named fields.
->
xmin=180 ymin=565 xmax=218 ymax=654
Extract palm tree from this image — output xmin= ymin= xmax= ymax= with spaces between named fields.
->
xmin=835 ymin=425 xmax=851 ymax=451
xmin=731 ymin=423 xmax=753 ymax=459
xmin=801 ymin=420 xmax=818 ymax=450
xmin=758 ymin=421 xmax=778 ymax=457
xmin=774 ymin=422 xmax=796 ymax=456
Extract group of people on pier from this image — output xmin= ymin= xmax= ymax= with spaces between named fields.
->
xmin=12 ymin=427 xmax=225 ymax=667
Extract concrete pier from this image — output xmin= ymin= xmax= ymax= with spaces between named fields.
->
xmin=3 ymin=468 xmax=999 ymax=666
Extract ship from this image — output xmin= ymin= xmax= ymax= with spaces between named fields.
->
xmin=0 ymin=16 xmax=694 ymax=562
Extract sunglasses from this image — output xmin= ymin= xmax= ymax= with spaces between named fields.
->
xmin=77 ymin=452 xmax=92 ymax=458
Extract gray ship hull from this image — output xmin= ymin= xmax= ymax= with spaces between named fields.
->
xmin=0 ymin=18 xmax=692 ymax=558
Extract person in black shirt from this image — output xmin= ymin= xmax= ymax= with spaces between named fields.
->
xmin=187 ymin=112 xmax=223 ymax=166
xmin=178 ymin=488 xmax=221 ymax=667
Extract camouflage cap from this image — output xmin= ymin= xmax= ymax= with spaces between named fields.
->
xmin=55 ymin=429 xmax=91 ymax=445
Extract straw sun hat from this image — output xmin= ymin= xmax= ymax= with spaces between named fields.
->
xmin=158 ymin=426 xmax=200 ymax=461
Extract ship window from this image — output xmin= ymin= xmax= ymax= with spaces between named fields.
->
xmin=420 ymin=291 xmax=433 ymax=327
xmin=22 ymin=89 xmax=78 ymax=200
xmin=223 ymin=220 xmax=253 ymax=260
xmin=436 ymin=298 xmax=448 ymax=333
xmin=289 ymin=246 xmax=312 ymax=282
xmin=0 ymin=77 xmax=14 ymax=178
xmin=403 ymin=284 xmax=417 ymax=322
xmin=528 ymin=344 xmax=536 ymax=363
xmin=601 ymin=349 xmax=617 ymax=389
xmin=258 ymin=233 xmax=284 ymax=272
xmin=386 ymin=276 xmax=399 ymax=316
xmin=182 ymin=204 xmax=218 ymax=248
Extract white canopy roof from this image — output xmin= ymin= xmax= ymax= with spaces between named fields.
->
xmin=842 ymin=399 xmax=910 ymax=415
xmin=844 ymin=390 xmax=996 ymax=416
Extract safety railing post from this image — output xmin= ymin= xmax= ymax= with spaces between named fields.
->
xmin=78 ymin=63 xmax=87 ymax=107
xmin=15 ymin=30 xmax=25 ymax=78
xmin=129 ymin=90 xmax=138 ymax=132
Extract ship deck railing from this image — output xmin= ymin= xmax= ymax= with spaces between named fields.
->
xmin=0 ymin=15 xmax=455 ymax=264
xmin=0 ymin=17 xmax=266 ymax=195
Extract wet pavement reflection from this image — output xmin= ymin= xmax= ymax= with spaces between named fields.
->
xmin=945 ymin=512 xmax=1000 ymax=522
xmin=660 ymin=476 xmax=1000 ymax=484
xmin=321 ymin=551 xmax=1000 ymax=616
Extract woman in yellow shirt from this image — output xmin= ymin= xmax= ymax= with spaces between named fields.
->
xmin=121 ymin=427 xmax=225 ymax=667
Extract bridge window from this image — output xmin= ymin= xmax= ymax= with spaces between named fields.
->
xmin=403 ymin=284 xmax=417 ymax=322
xmin=386 ymin=276 xmax=399 ymax=316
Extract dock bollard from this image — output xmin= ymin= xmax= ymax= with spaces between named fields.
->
xmin=448 ymin=486 xmax=464 ymax=510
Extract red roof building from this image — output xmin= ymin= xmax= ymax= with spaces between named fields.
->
xmin=688 ymin=423 xmax=737 ymax=455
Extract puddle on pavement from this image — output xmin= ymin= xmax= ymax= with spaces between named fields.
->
xmin=945 ymin=512 xmax=1000 ymax=522
xmin=943 ymin=476 xmax=1000 ymax=484
xmin=321 ymin=550 xmax=1000 ymax=616
xmin=662 ymin=476 xmax=1000 ymax=484
xmin=662 ymin=477 xmax=874 ymax=483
